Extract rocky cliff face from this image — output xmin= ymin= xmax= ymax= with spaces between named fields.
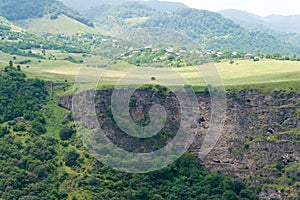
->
xmin=57 ymin=88 xmax=300 ymax=199
xmin=200 ymin=90 xmax=300 ymax=199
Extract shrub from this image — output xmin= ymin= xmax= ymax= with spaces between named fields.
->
xmin=0 ymin=125 xmax=10 ymax=137
xmin=64 ymin=149 xmax=80 ymax=167
xmin=222 ymin=190 xmax=239 ymax=200
xmin=13 ymin=122 xmax=26 ymax=132
xmin=59 ymin=125 xmax=75 ymax=140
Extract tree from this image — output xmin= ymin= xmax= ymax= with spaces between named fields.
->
xmin=0 ymin=125 xmax=10 ymax=137
xmin=31 ymin=120 xmax=46 ymax=135
xmin=64 ymin=149 xmax=80 ymax=167
xmin=222 ymin=190 xmax=239 ymax=200
xmin=222 ymin=50 xmax=232 ymax=59
xmin=232 ymin=181 xmax=245 ymax=194
xmin=13 ymin=122 xmax=26 ymax=132
xmin=59 ymin=125 xmax=75 ymax=140
xmin=240 ymin=189 xmax=259 ymax=200
xmin=272 ymin=52 xmax=282 ymax=59
xmin=253 ymin=57 xmax=260 ymax=62
xmin=133 ymin=188 xmax=150 ymax=200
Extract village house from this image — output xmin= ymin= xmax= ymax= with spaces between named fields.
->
xmin=244 ymin=53 xmax=254 ymax=59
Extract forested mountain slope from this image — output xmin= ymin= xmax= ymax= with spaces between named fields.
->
xmin=82 ymin=4 xmax=300 ymax=55
xmin=139 ymin=9 xmax=300 ymax=54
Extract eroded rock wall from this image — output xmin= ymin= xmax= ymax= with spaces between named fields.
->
xmin=57 ymin=89 xmax=300 ymax=199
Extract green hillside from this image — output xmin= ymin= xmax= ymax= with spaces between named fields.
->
xmin=14 ymin=15 xmax=104 ymax=35
xmin=86 ymin=4 xmax=300 ymax=55
xmin=141 ymin=9 xmax=300 ymax=55
xmin=0 ymin=0 xmax=93 ymax=27
xmin=0 ymin=16 xmax=23 ymax=31
xmin=0 ymin=20 xmax=86 ymax=58
xmin=85 ymin=2 xmax=158 ymax=32
xmin=85 ymin=2 xmax=157 ymax=20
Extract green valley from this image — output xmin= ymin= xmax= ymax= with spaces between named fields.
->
xmin=0 ymin=0 xmax=299 ymax=200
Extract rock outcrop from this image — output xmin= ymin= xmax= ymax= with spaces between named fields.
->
xmin=57 ymin=88 xmax=300 ymax=200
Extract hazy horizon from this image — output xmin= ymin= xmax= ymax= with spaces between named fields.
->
xmin=162 ymin=0 xmax=300 ymax=16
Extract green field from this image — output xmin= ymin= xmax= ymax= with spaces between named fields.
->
xmin=1 ymin=50 xmax=300 ymax=91
xmin=27 ymin=58 xmax=300 ymax=88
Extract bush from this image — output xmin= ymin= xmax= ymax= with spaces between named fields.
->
xmin=59 ymin=125 xmax=75 ymax=140
xmin=13 ymin=122 xmax=26 ymax=132
xmin=0 ymin=125 xmax=10 ymax=137
xmin=31 ymin=120 xmax=46 ymax=135
xmin=64 ymin=149 xmax=80 ymax=167
xmin=222 ymin=190 xmax=239 ymax=200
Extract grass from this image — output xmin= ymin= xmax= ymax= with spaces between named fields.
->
xmin=44 ymin=100 xmax=68 ymax=139
xmin=24 ymin=59 xmax=80 ymax=82
xmin=0 ymin=16 xmax=23 ymax=32
xmin=14 ymin=15 xmax=105 ymax=35
xmin=43 ymin=81 xmax=73 ymax=139
xmin=24 ymin=60 xmax=300 ymax=88
xmin=217 ymin=60 xmax=300 ymax=84
xmin=41 ymin=58 xmax=300 ymax=92
xmin=1 ymin=49 xmax=300 ymax=92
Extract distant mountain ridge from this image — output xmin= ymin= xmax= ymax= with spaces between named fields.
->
xmin=61 ymin=0 xmax=188 ymax=12
xmin=141 ymin=0 xmax=188 ymax=11
xmin=220 ymin=9 xmax=300 ymax=33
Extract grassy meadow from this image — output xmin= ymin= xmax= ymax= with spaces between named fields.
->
xmin=1 ymin=50 xmax=300 ymax=92
xmin=14 ymin=15 xmax=105 ymax=35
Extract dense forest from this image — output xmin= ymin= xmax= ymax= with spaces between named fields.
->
xmin=85 ymin=2 xmax=157 ymax=21
xmin=84 ymin=2 xmax=300 ymax=55
xmin=141 ymin=9 xmax=300 ymax=54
